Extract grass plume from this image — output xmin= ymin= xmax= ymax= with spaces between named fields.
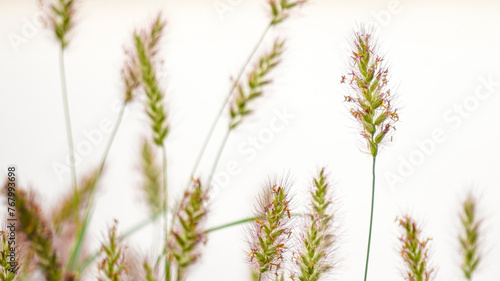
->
xmin=269 ymin=0 xmax=308 ymax=25
xmin=247 ymin=179 xmax=293 ymax=280
xmin=459 ymin=194 xmax=482 ymax=280
xmin=229 ymin=39 xmax=285 ymax=129
xmin=97 ymin=220 xmax=128 ymax=281
xmin=341 ymin=26 xmax=399 ymax=281
xmin=0 ymin=230 xmax=20 ymax=281
xmin=167 ymin=178 xmax=210 ymax=281
xmin=295 ymin=168 xmax=336 ymax=281
xmin=40 ymin=0 xmax=77 ymax=48
xmin=397 ymin=215 xmax=434 ymax=281
xmin=5 ymin=183 xmax=64 ymax=281
xmin=134 ymin=14 xmax=169 ymax=146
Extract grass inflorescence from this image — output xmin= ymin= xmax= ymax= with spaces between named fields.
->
xmin=248 ymin=180 xmax=293 ymax=280
xmin=167 ymin=178 xmax=210 ymax=281
xmin=459 ymin=194 xmax=482 ymax=280
xmin=397 ymin=215 xmax=434 ymax=281
xmin=0 ymin=230 xmax=21 ymax=281
xmin=229 ymin=39 xmax=285 ymax=130
xmin=6 ymin=184 xmax=64 ymax=281
xmin=97 ymin=220 xmax=128 ymax=281
xmin=295 ymin=168 xmax=336 ymax=281
xmin=134 ymin=14 xmax=169 ymax=146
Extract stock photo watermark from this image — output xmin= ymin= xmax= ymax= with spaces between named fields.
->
xmin=51 ymin=100 xmax=133 ymax=182
xmin=213 ymin=0 xmax=243 ymax=20
xmin=210 ymin=106 xmax=295 ymax=196
xmin=8 ymin=10 xmax=49 ymax=53
xmin=385 ymin=74 xmax=499 ymax=190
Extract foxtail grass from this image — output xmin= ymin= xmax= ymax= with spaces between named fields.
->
xmin=5 ymin=184 xmax=64 ymax=281
xmin=0 ymin=230 xmax=20 ymax=281
xmin=397 ymin=215 xmax=434 ymax=281
xmin=459 ymin=194 xmax=482 ymax=280
xmin=295 ymin=168 xmax=336 ymax=281
xmin=341 ymin=25 xmax=398 ymax=281
xmin=167 ymin=178 xmax=210 ymax=281
xmin=189 ymin=0 xmax=307 ymax=184
xmin=208 ymin=39 xmax=286 ymax=185
xmin=247 ymin=179 xmax=293 ymax=280
xmin=97 ymin=220 xmax=128 ymax=281
xmin=143 ymin=261 xmax=159 ymax=281
xmin=40 ymin=0 xmax=79 ymax=195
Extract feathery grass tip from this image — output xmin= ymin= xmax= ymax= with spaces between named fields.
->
xmin=97 ymin=220 xmax=128 ymax=281
xmin=167 ymin=178 xmax=209 ymax=281
xmin=4 ymin=183 xmax=63 ymax=281
xmin=295 ymin=168 xmax=336 ymax=281
xmin=269 ymin=0 xmax=307 ymax=25
xmin=342 ymin=27 xmax=398 ymax=156
xmin=247 ymin=180 xmax=293 ymax=279
xmin=40 ymin=0 xmax=77 ymax=48
xmin=229 ymin=39 xmax=285 ymax=129
xmin=459 ymin=194 xmax=482 ymax=280
xmin=0 ymin=230 xmax=20 ymax=281
xmin=397 ymin=215 xmax=434 ymax=281
xmin=134 ymin=14 xmax=169 ymax=146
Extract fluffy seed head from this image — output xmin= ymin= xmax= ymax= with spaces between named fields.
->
xmin=40 ymin=0 xmax=77 ymax=48
xmin=229 ymin=39 xmax=285 ymax=129
xmin=3 ymin=183 xmax=63 ymax=281
xmin=342 ymin=26 xmax=398 ymax=156
xmin=167 ymin=178 xmax=209 ymax=281
xmin=134 ymin=13 xmax=169 ymax=146
xmin=97 ymin=220 xmax=128 ymax=281
xmin=269 ymin=0 xmax=308 ymax=25
xmin=0 ymin=229 xmax=21 ymax=281
xmin=295 ymin=168 xmax=336 ymax=281
xmin=247 ymin=179 xmax=293 ymax=279
xmin=397 ymin=215 xmax=434 ymax=281
xmin=460 ymin=194 xmax=482 ymax=279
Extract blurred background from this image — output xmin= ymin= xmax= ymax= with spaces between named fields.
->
xmin=1 ymin=0 xmax=500 ymax=280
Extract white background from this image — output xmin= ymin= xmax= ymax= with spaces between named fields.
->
xmin=1 ymin=0 xmax=499 ymax=280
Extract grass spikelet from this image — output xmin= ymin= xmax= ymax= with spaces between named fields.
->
xmin=134 ymin=13 xmax=169 ymax=146
xmin=397 ymin=215 xmax=434 ymax=281
xmin=296 ymin=168 xmax=335 ymax=281
xmin=40 ymin=0 xmax=77 ymax=48
xmin=97 ymin=220 xmax=128 ymax=281
xmin=167 ymin=178 xmax=209 ymax=281
xmin=342 ymin=26 xmax=397 ymax=157
xmin=5 ymin=184 xmax=63 ymax=281
xmin=143 ymin=261 xmax=158 ymax=281
xmin=0 ymin=230 xmax=21 ymax=281
xmin=51 ymin=169 xmax=99 ymax=232
xmin=459 ymin=194 xmax=482 ymax=280
xmin=269 ymin=0 xmax=308 ymax=25
xmin=247 ymin=179 xmax=293 ymax=280
xmin=229 ymin=39 xmax=285 ymax=129
xmin=139 ymin=140 xmax=163 ymax=215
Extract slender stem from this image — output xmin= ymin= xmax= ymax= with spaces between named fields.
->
xmin=189 ymin=23 xmax=272 ymax=179
xmin=68 ymin=101 xmax=127 ymax=272
xmin=258 ymin=273 xmax=262 ymax=281
xmin=59 ymin=47 xmax=78 ymax=194
xmin=205 ymin=217 xmax=256 ymax=233
xmin=363 ymin=156 xmax=377 ymax=281
xmin=207 ymin=129 xmax=231 ymax=185
xmin=176 ymin=267 xmax=181 ymax=281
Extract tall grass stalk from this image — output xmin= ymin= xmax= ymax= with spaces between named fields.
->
xmin=59 ymin=48 xmax=77 ymax=195
xmin=341 ymin=26 xmax=398 ymax=281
